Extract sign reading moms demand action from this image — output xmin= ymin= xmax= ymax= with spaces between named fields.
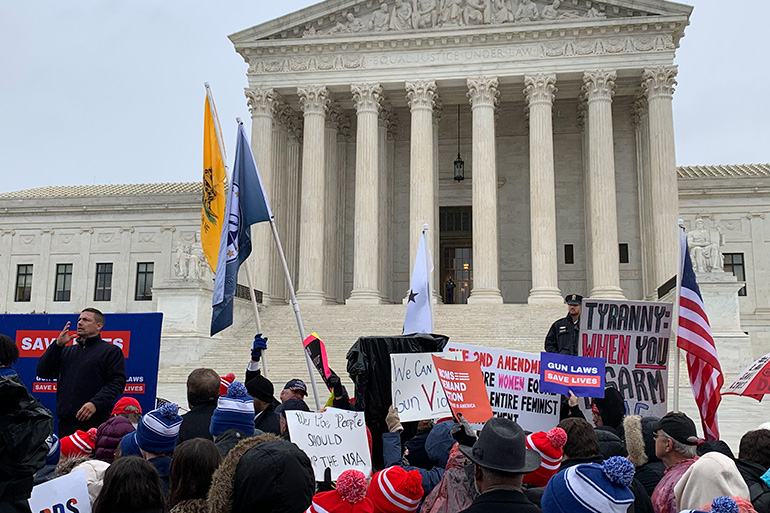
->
xmin=579 ymin=298 xmax=672 ymax=418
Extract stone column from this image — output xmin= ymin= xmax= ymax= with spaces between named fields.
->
xmin=39 ymin=229 xmax=54 ymax=312
xmin=75 ymin=228 xmax=93 ymax=307
xmin=285 ymin=114 xmax=303 ymax=291
xmin=642 ymin=66 xmax=679 ymax=292
xmin=323 ymin=104 xmax=342 ymax=304
xmin=0 ymin=230 xmax=15 ymax=307
xmin=467 ymin=77 xmax=503 ymax=303
xmin=405 ymin=80 xmax=437 ymax=297
xmin=268 ymin=101 xmax=290 ymax=304
xmin=633 ymin=93 xmax=655 ymax=300
xmin=378 ymin=101 xmax=391 ymax=303
xmin=335 ymin=123 xmax=349 ymax=303
xmin=583 ymin=70 xmax=624 ymax=299
xmin=524 ymin=74 xmax=563 ymax=304
xmin=296 ymin=86 xmax=331 ymax=304
xmin=245 ymin=88 xmax=276 ymax=303
xmin=347 ymin=83 xmax=383 ymax=304
xmin=432 ymin=100 xmax=442 ymax=302
xmin=116 ymin=227 xmax=134 ymax=311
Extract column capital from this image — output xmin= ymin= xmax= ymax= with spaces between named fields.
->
xmin=582 ymin=70 xmax=617 ymax=102
xmin=642 ymin=66 xmax=678 ymax=100
xmin=298 ymin=85 xmax=331 ymax=115
xmin=405 ymin=80 xmax=437 ymax=111
xmin=351 ymin=83 xmax=383 ymax=114
xmin=326 ymin=103 xmax=349 ymax=131
xmin=467 ymin=76 xmax=499 ymax=109
xmin=523 ymin=74 xmax=557 ymax=106
xmin=245 ymin=87 xmax=276 ymax=117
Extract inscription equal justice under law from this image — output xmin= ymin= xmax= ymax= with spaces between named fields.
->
xmin=369 ymin=45 xmax=538 ymax=65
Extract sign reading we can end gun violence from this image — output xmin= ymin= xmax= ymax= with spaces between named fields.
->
xmin=579 ymin=298 xmax=672 ymax=418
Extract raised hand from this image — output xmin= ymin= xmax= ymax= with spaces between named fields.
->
xmin=56 ymin=321 xmax=76 ymax=346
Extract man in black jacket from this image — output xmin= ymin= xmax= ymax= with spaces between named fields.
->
xmin=737 ymin=429 xmax=770 ymax=513
xmin=178 ymin=368 xmax=220 ymax=443
xmin=37 ymin=308 xmax=126 ymax=436
xmin=544 ymin=294 xmax=583 ymax=355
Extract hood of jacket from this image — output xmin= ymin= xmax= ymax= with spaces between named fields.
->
xmin=425 ymin=420 xmax=455 ymax=469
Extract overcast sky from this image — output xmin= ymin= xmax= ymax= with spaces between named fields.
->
xmin=1 ymin=0 xmax=768 ymax=194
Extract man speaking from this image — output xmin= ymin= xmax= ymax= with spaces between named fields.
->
xmin=37 ymin=308 xmax=126 ymax=436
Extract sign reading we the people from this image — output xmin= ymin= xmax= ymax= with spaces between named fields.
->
xmin=285 ymin=407 xmax=371 ymax=481
xmin=390 ymin=352 xmax=461 ymax=422
xmin=445 ymin=342 xmax=560 ymax=432
xmin=579 ymin=298 xmax=672 ymax=418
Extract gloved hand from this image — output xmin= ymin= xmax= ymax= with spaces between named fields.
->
xmin=451 ymin=412 xmax=478 ymax=446
xmin=386 ymin=405 xmax=403 ymax=433
xmin=327 ymin=373 xmax=345 ymax=398
xmin=251 ymin=334 xmax=268 ymax=361
xmin=316 ymin=467 xmax=335 ymax=492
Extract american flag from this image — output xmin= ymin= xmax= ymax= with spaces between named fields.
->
xmin=677 ymin=230 xmax=723 ymax=440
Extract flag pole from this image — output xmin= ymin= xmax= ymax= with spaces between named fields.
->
xmin=243 ymin=264 xmax=268 ymax=377
xmin=673 ymin=219 xmax=686 ymax=412
xmin=423 ymin=224 xmax=434 ymax=333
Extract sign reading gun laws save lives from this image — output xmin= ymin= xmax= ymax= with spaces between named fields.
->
xmin=579 ymin=298 xmax=672 ymax=418
xmin=445 ymin=342 xmax=560 ymax=432
xmin=285 ymin=407 xmax=371 ymax=481
xmin=390 ymin=352 xmax=461 ymax=422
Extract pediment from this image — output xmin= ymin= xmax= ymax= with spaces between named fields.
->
xmin=229 ymin=0 xmax=692 ymax=43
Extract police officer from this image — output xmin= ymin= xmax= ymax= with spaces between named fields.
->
xmin=544 ymin=294 xmax=583 ymax=355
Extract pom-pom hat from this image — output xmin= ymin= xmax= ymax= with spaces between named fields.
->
xmin=367 ymin=466 xmax=423 ymax=513
xmin=120 ymin=431 xmax=141 ymax=457
xmin=60 ymin=428 xmax=97 ymax=457
xmin=220 ymin=372 xmax=235 ymax=396
xmin=209 ymin=381 xmax=255 ymax=437
xmin=680 ymin=496 xmax=740 ymax=513
xmin=306 ymin=470 xmax=375 ymax=513
xmin=524 ymin=427 xmax=568 ymax=487
xmin=541 ymin=456 xmax=636 ymax=513
xmin=46 ymin=434 xmax=60 ymax=465
xmin=135 ymin=402 xmax=183 ymax=454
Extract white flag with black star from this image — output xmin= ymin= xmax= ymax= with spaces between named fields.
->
xmin=403 ymin=228 xmax=433 ymax=335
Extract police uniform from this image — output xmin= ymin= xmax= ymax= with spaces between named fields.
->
xmin=544 ymin=294 xmax=582 ymax=356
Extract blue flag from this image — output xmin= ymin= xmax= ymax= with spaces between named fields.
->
xmin=211 ymin=121 xmax=272 ymax=336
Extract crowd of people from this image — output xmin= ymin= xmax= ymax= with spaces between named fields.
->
xmin=3 ymin=306 xmax=770 ymax=513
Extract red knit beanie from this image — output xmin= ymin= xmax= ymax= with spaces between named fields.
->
xmin=219 ymin=372 xmax=235 ymax=396
xmin=367 ymin=466 xmax=423 ymax=513
xmin=306 ymin=470 xmax=374 ymax=513
xmin=60 ymin=428 xmax=97 ymax=458
xmin=524 ymin=427 xmax=568 ymax=487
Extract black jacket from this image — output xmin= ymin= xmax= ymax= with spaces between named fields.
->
xmin=36 ymin=336 xmax=126 ymax=425
xmin=544 ymin=315 xmax=580 ymax=355
xmin=459 ymin=489 xmax=541 ymax=513
xmin=596 ymin=426 xmax=627 ymax=459
xmin=178 ymin=401 xmax=217 ymax=443
xmin=254 ymin=401 xmax=281 ymax=436
xmin=215 ymin=429 xmax=254 ymax=459
xmin=736 ymin=459 xmax=770 ymax=513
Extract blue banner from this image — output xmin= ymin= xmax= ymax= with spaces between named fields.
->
xmin=0 ymin=313 xmax=163 ymax=433
xmin=539 ymin=352 xmax=605 ymax=397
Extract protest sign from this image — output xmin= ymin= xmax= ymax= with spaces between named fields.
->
xmin=2 ymin=312 xmax=163 ymax=432
xmin=390 ymin=352 xmax=461 ymax=422
xmin=540 ymin=352 xmax=605 ymax=397
xmin=580 ymin=298 xmax=672 ymax=418
xmin=724 ymin=351 xmax=770 ymax=400
xmin=303 ymin=332 xmax=335 ymax=389
xmin=431 ymin=355 xmax=493 ymax=424
xmin=446 ymin=342 xmax=559 ymax=432
xmin=285 ymin=407 xmax=371 ymax=481
xmin=28 ymin=469 xmax=91 ymax=513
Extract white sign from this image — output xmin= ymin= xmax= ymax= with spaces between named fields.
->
xmin=286 ymin=407 xmax=372 ymax=481
xmin=446 ymin=342 xmax=560 ymax=433
xmin=29 ymin=469 xmax=91 ymax=513
xmin=391 ymin=351 xmax=461 ymax=422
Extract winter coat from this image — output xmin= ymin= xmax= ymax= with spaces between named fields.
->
xmin=215 ymin=429 xmax=260 ymax=459
xmin=0 ymin=373 xmax=54 ymax=505
xmin=459 ymin=489 xmax=541 ymax=513
xmin=674 ymin=452 xmax=750 ymax=511
xmin=94 ymin=416 xmax=135 ymax=463
xmin=346 ymin=334 xmax=449 ymax=469
xmin=178 ymin=401 xmax=217 ymax=443
xmin=148 ymin=456 xmax=172 ymax=500
xmin=36 ymin=335 xmax=126 ymax=426
xmin=171 ymin=499 xmax=207 ymax=513
xmin=253 ymin=401 xmax=281 ymax=436
xmin=596 ymin=426 xmax=626 ymax=459
xmin=623 ymin=415 xmax=666 ymax=497
xmin=207 ymin=433 xmax=313 ymax=513
xmin=736 ymin=459 xmax=770 ymax=513
xmin=71 ymin=459 xmax=110 ymax=506
xmin=422 ymin=444 xmax=477 ymax=513
xmin=544 ymin=315 xmax=580 ymax=355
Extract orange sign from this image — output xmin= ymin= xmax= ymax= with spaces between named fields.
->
xmin=431 ymin=355 xmax=494 ymax=424
xmin=16 ymin=330 xmax=131 ymax=358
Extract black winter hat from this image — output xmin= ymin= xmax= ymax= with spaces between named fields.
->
xmin=231 ymin=439 xmax=315 ymax=513
xmin=245 ymin=374 xmax=276 ymax=404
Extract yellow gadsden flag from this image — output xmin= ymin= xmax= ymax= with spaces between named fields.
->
xmin=202 ymin=86 xmax=227 ymax=272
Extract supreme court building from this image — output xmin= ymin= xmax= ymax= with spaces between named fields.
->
xmin=231 ymin=0 xmax=688 ymax=308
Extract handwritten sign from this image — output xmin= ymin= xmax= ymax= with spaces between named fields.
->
xmin=285 ymin=407 xmax=371 ymax=481
xmin=580 ymin=298 xmax=672 ymax=418
xmin=29 ymin=469 xmax=91 ymax=513
xmin=540 ymin=352 xmax=606 ymax=397
xmin=446 ymin=342 xmax=559 ymax=432
xmin=390 ymin=352 xmax=461 ymax=422
xmin=431 ymin=355 xmax=493 ymax=424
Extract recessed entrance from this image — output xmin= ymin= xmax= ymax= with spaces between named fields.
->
xmin=439 ymin=206 xmax=472 ymax=304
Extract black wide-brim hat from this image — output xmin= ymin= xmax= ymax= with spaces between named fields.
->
xmin=459 ymin=417 xmax=541 ymax=474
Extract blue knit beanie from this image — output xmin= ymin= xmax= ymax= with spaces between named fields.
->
xmin=680 ymin=496 xmax=739 ymax=513
xmin=541 ymin=456 xmax=635 ymax=513
xmin=120 ymin=431 xmax=142 ymax=457
xmin=134 ymin=402 xmax=183 ymax=454
xmin=209 ymin=381 xmax=255 ymax=437
xmin=46 ymin=434 xmax=60 ymax=465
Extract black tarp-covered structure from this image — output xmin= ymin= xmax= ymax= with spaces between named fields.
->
xmin=346 ymin=333 xmax=449 ymax=469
